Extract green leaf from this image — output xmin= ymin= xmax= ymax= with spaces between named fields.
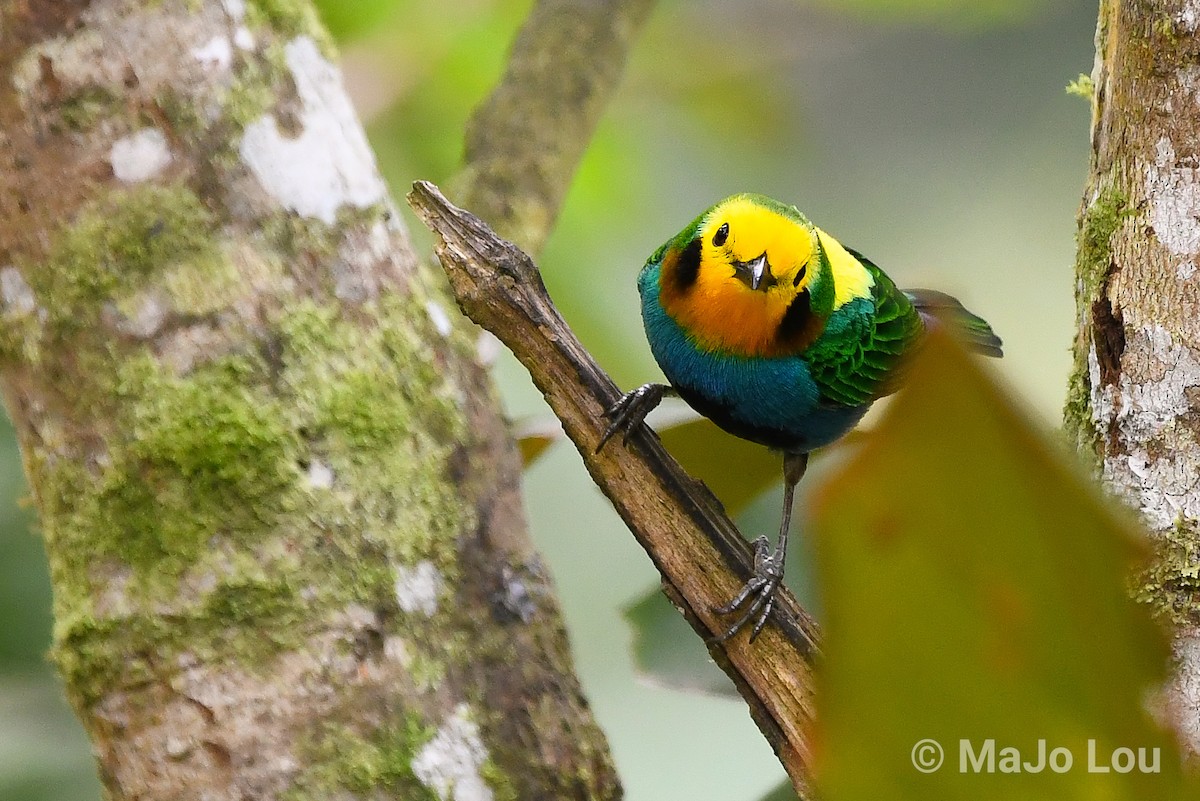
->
xmin=810 ymin=331 xmax=1189 ymax=800
xmin=623 ymin=590 xmax=732 ymax=696
xmin=657 ymin=408 xmax=784 ymax=518
xmin=757 ymin=780 xmax=802 ymax=801
xmin=656 ymin=406 xmax=870 ymax=521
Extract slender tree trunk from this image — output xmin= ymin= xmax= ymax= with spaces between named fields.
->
xmin=1067 ymin=0 xmax=1200 ymax=755
xmin=0 ymin=2 xmax=619 ymax=799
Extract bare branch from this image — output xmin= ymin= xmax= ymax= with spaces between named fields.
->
xmin=409 ymin=180 xmax=821 ymax=795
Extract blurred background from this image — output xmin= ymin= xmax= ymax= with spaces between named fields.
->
xmin=0 ymin=1 xmax=1096 ymax=799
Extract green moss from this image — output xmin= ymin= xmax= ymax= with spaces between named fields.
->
xmin=224 ymin=72 xmax=275 ymax=132
xmin=53 ymin=574 xmax=309 ymax=709
xmin=1155 ymin=13 xmax=1179 ymax=45
xmin=1065 ymin=73 xmax=1094 ymax=101
xmin=223 ymin=41 xmax=290 ymax=130
xmin=30 ymin=184 xmax=219 ymax=331
xmin=44 ymin=286 xmax=468 ymax=604
xmin=1062 ymin=361 xmax=1102 ymax=471
xmin=53 ymin=614 xmax=163 ymax=709
xmin=322 ymin=369 xmax=414 ymax=449
xmin=1075 ymin=181 xmax=1131 ymax=300
xmin=39 ymin=290 xmax=472 ymax=595
xmin=480 ymin=757 xmax=519 ymax=801
xmin=263 ymin=213 xmax=342 ymax=266
xmin=280 ymin=296 xmax=467 ymax=451
xmin=277 ymin=297 xmax=469 ymax=568
xmin=123 ymin=356 xmax=295 ymax=491
xmin=39 ymin=352 xmax=298 ymax=607
xmin=1134 ymin=519 xmax=1200 ymax=626
xmin=154 ymin=88 xmax=207 ymax=144
xmin=406 ymin=650 xmax=449 ymax=690
xmin=59 ymin=86 xmax=121 ymax=131
xmin=0 ymin=304 xmax=43 ymax=366
xmin=290 ymin=711 xmax=516 ymax=801
xmin=290 ymin=718 xmax=437 ymax=801
xmin=32 ymin=224 xmax=473 ymax=710
xmin=159 ymin=244 xmax=256 ymax=314
xmin=202 ymin=576 xmax=304 ymax=628
xmin=1063 ymin=180 xmax=1132 ymax=456
xmin=244 ymin=0 xmax=336 ymax=56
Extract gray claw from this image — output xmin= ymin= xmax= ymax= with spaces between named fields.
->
xmin=595 ymin=383 xmax=670 ymax=454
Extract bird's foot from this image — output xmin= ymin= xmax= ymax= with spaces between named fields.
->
xmin=710 ymin=535 xmax=785 ymax=644
xmin=595 ymin=383 xmax=670 ymax=453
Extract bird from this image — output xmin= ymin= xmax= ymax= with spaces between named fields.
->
xmin=597 ymin=193 xmax=1003 ymax=643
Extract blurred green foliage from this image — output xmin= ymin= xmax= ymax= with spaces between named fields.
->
xmin=314 ymin=0 xmax=401 ymax=40
xmin=812 ymin=333 xmax=1187 ymax=800
xmin=0 ymin=2 xmax=1102 ymax=801
xmin=809 ymin=0 xmax=1036 ymax=27
xmin=0 ymin=424 xmax=48 ymax=669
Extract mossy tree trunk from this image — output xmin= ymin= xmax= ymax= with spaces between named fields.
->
xmin=0 ymin=2 xmax=620 ymax=799
xmin=1067 ymin=0 xmax=1200 ymax=755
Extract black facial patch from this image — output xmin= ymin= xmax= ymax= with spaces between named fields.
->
xmin=776 ymin=288 xmax=819 ymax=349
xmin=793 ymin=263 xmax=807 ymax=287
xmin=669 ymin=236 xmax=703 ymax=293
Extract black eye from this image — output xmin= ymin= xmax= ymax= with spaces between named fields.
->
xmin=712 ymin=223 xmax=729 ymax=247
xmin=793 ymin=264 xmax=807 ymax=287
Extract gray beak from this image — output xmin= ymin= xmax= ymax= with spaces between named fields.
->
xmin=746 ymin=254 xmax=769 ymax=290
xmin=732 ymin=253 xmax=775 ymax=291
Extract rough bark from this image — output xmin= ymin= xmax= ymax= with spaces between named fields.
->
xmin=410 ymin=182 xmax=821 ymax=798
xmin=1066 ymin=0 xmax=1200 ymax=756
xmin=0 ymin=2 xmax=618 ymax=800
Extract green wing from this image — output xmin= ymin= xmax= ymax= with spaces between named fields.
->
xmin=805 ymin=249 xmax=923 ymax=408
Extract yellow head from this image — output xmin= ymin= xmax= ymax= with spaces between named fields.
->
xmin=654 ymin=194 xmax=872 ymax=357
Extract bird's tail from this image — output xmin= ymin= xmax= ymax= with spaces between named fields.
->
xmin=904 ymin=289 xmax=1003 ymax=357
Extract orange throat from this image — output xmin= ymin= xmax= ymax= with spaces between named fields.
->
xmin=659 ymin=257 xmax=797 ymax=357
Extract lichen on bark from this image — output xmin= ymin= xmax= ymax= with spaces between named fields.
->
xmin=0 ymin=1 xmax=620 ymax=799
xmin=1068 ymin=0 xmax=1200 ymax=754
xmin=1064 ymin=177 xmax=1131 ymax=463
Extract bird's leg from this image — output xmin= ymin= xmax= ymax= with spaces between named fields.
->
xmin=595 ymin=383 xmax=676 ymax=453
xmin=711 ymin=451 xmax=808 ymax=643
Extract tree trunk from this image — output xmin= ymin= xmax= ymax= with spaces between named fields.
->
xmin=1067 ymin=0 xmax=1200 ymax=755
xmin=0 ymin=2 xmax=618 ymax=799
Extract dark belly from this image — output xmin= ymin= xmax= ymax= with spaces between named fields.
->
xmin=673 ymin=384 xmax=868 ymax=454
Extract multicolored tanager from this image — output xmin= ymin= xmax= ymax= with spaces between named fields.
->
xmin=599 ymin=193 xmax=1003 ymax=642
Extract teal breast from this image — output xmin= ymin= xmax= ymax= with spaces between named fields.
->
xmin=638 ymin=262 xmax=871 ymax=453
